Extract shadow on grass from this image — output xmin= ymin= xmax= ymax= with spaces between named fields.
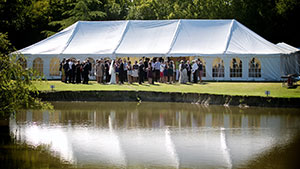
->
xmin=200 ymin=82 xmax=208 ymax=85
xmin=178 ymin=83 xmax=193 ymax=85
xmin=287 ymin=84 xmax=299 ymax=89
xmin=143 ymin=83 xmax=160 ymax=87
xmin=151 ymin=83 xmax=160 ymax=86
xmin=136 ymin=83 xmax=161 ymax=86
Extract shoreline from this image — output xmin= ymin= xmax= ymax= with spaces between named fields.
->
xmin=38 ymin=91 xmax=300 ymax=108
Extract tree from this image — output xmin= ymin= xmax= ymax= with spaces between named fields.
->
xmin=1 ymin=0 xmax=299 ymax=50
xmin=127 ymin=0 xmax=157 ymax=20
xmin=0 ymin=33 xmax=52 ymax=120
xmin=274 ymin=0 xmax=300 ymax=46
xmin=50 ymin=0 xmax=106 ymax=30
xmin=104 ymin=0 xmax=131 ymax=20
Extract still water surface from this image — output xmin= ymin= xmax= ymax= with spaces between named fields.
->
xmin=9 ymin=102 xmax=300 ymax=168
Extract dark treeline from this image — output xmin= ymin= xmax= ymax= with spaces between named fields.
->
xmin=1 ymin=0 xmax=299 ymax=50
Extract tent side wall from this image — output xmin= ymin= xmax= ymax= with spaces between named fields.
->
xmin=194 ymin=55 xmax=282 ymax=81
xmin=26 ymin=54 xmax=283 ymax=81
xmin=25 ymin=54 xmax=58 ymax=79
xmin=280 ymin=52 xmax=300 ymax=76
xmin=25 ymin=54 xmax=114 ymax=80
xmin=260 ymin=55 xmax=282 ymax=81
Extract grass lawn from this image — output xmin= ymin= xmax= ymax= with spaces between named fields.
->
xmin=33 ymin=81 xmax=300 ymax=98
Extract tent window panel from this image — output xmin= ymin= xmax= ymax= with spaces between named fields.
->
xmin=249 ymin=58 xmax=261 ymax=78
xmin=212 ymin=58 xmax=224 ymax=77
xmin=33 ymin=57 xmax=43 ymax=75
xmin=50 ymin=57 xmax=60 ymax=76
xmin=198 ymin=57 xmax=206 ymax=77
xmin=230 ymin=58 xmax=242 ymax=78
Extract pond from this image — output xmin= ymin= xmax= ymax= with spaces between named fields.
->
xmin=4 ymin=102 xmax=300 ymax=168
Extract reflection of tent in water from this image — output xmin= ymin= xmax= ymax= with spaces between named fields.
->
xmin=17 ymin=19 xmax=299 ymax=81
xmin=10 ymin=111 xmax=288 ymax=168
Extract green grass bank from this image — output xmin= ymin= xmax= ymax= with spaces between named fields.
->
xmin=34 ymin=81 xmax=300 ymax=98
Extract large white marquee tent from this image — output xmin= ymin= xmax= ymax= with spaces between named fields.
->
xmin=17 ymin=19 xmax=299 ymax=81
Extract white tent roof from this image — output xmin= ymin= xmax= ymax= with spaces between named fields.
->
xmin=19 ymin=21 xmax=127 ymax=56
xmin=18 ymin=19 xmax=288 ymax=57
xmin=115 ymin=20 xmax=179 ymax=57
xmin=169 ymin=20 xmax=232 ymax=56
xmin=276 ymin=42 xmax=299 ymax=54
xmin=225 ymin=21 xmax=284 ymax=55
xmin=19 ymin=23 xmax=76 ymax=55
xmin=62 ymin=21 xmax=127 ymax=56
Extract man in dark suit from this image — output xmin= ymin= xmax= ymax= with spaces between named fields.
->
xmin=105 ymin=60 xmax=110 ymax=83
xmin=71 ymin=59 xmax=76 ymax=84
xmin=118 ymin=59 xmax=125 ymax=84
xmin=63 ymin=59 xmax=69 ymax=83
xmin=144 ymin=57 xmax=149 ymax=81
xmin=86 ymin=59 xmax=92 ymax=84
xmin=82 ymin=61 xmax=89 ymax=84
xmin=59 ymin=58 xmax=66 ymax=82
xmin=138 ymin=59 xmax=145 ymax=84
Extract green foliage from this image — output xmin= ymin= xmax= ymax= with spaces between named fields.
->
xmin=48 ymin=0 xmax=106 ymax=30
xmin=127 ymin=0 xmax=155 ymax=19
xmin=105 ymin=0 xmax=131 ymax=20
xmin=0 ymin=0 xmax=300 ymax=49
xmin=276 ymin=0 xmax=299 ymax=15
xmin=0 ymin=33 xmax=52 ymax=119
xmin=0 ymin=33 xmax=12 ymax=55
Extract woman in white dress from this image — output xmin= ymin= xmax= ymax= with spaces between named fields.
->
xmin=109 ymin=60 xmax=116 ymax=84
xmin=179 ymin=60 xmax=188 ymax=84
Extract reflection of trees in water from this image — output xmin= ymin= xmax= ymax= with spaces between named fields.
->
xmin=16 ymin=103 xmax=300 ymax=130
xmin=242 ymin=132 xmax=300 ymax=169
xmin=0 ymin=138 xmax=72 ymax=169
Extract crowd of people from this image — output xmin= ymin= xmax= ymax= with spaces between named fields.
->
xmin=59 ymin=57 xmax=204 ymax=85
